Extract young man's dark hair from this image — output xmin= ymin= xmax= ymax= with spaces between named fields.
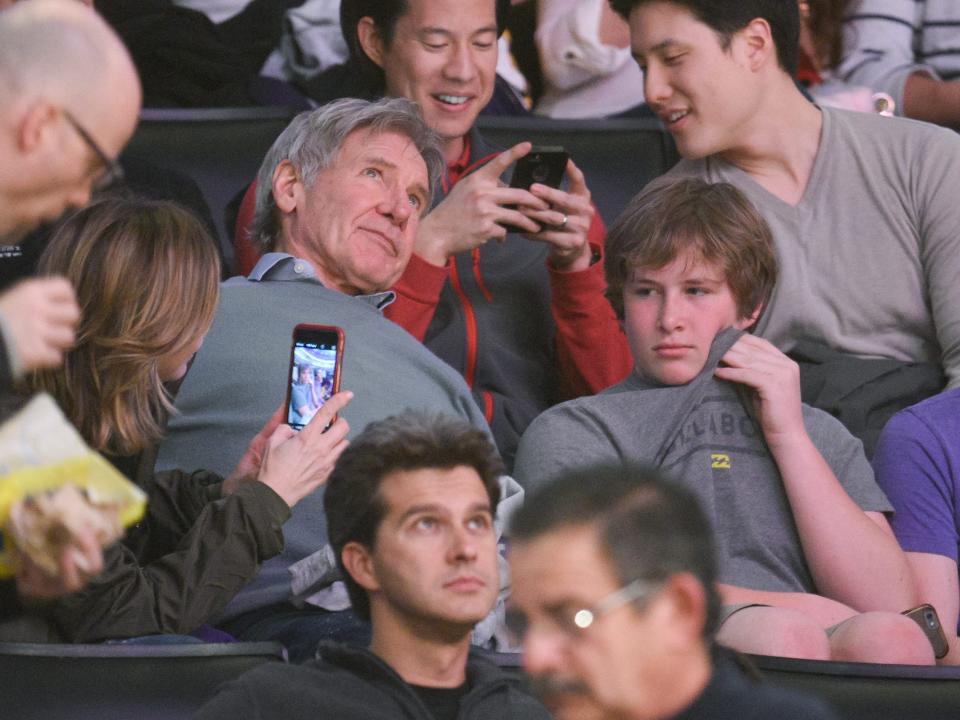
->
xmin=325 ymin=409 xmax=503 ymax=620
xmin=604 ymin=175 xmax=777 ymax=321
xmin=511 ymin=463 xmax=721 ymax=636
xmin=608 ymin=0 xmax=800 ymax=77
xmin=340 ymin=0 xmax=512 ymax=94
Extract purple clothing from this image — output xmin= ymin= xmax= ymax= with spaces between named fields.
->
xmin=873 ymin=387 xmax=960 ymax=632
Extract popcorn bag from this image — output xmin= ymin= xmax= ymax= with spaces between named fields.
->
xmin=0 ymin=393 xmax=146 ymax=577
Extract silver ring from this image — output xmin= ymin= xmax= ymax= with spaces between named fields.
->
xmin=559 ymin=214 xmax=568 ymax=230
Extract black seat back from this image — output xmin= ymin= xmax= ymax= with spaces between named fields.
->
xmin=0 ymin=641 xmax=286 ymax=720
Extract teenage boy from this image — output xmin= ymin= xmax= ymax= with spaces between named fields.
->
xmin=515 ymin=176 xmax=932 ymax=664
xmin=196 ymin=410 xmax=549 ymax=720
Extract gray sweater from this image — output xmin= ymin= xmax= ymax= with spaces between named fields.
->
xmin=514 ymin=329 xmax=890 ymax=594
xmin=672 ymin=107 xmax=960 ymax=387
xmin=156 ymin=254 xmax=491 ymax=620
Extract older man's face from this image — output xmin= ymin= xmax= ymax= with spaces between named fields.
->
xmin=285 ymin=128 xmax=430 ymax=295
xmin=510 ymin=524 xmax=684 ymax=720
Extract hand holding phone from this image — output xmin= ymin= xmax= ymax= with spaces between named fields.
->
xmin=502 ymin=146 xmax=569 ymax=234
xmin=903 ymin=603 xmax=950 ymax=659
xmin=286 ymin=324 xmax=345 ymax=430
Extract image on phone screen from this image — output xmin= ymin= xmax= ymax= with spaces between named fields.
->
xmin=287 ymin=331 xmax=341 ymax=430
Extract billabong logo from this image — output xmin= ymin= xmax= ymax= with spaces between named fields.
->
xmin=711 ymin=453 xmax=731 ymax=470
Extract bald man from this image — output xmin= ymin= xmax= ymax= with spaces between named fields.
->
xmin=0 ymin=0 xmax=141 ymax=605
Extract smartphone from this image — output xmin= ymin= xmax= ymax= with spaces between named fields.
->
xmin=509 ymin=146 xmax=569 ymax=191
xmin=285 ymin=323 xmax=344 ymax=431
xmin=902 ymin=603 xmax=949 ymax=659
xmin=503 ymin=146 xmax=570 ymax=233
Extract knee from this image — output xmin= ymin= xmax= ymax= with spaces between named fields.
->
xmin=829 ymin=612 xmax=935 ymax=665
xmin=717 ymin=607 xmax=831 ymax=661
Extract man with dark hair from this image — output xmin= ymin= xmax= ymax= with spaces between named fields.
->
xmin=611 ymin=0 xmax=960 ymax=430
xmin=509 ymin=464 xmax=839 ymax=720
xmin=297 ymin=0 xmax=634 ymax=467
xmin=196 ymin=410 xmax=549 ymax=720
xmin=158 ymin=98 xmax=507 ymax=661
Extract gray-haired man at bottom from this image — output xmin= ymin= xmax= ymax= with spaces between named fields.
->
xmin=508 ymin=464 xmax=840 ymax=720
xmin=156 ymin=97 xmax=520 ymax=662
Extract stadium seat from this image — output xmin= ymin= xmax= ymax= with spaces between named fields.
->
xmin=748 ymin=653 xmax=960 ymax=720
xmin=0 ymin=640 xmax=286 ymax=720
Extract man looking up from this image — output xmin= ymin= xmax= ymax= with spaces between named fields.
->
xmin=196 ymin=410 xmax=549 ymax=720
xmin=158 ymin=98 xmax=509 ymax=661
xmin=326 ymin=0 xmax=633 ymax=465
xmin=611 ymin=0 xmax=960 ymax=431
xmin=0 ymin=0 xmax=141 ymax=605
xmin=509 ymin=464 xmax=839 ymax=720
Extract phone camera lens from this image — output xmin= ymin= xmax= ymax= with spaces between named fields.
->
xmin=925 ymin=610 xmax=938 ymax=627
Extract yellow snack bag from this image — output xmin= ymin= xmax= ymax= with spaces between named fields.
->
xmin=0 ymin=394 xmax=147 ymax=577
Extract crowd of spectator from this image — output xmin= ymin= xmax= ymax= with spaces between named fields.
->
xmin=5 ymin=0 xmax=960 ymax=718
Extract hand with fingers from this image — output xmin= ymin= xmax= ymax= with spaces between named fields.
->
xmin=0 ymin=277 xmax=80 ymax=374
xmin=15 ymin=526 xmax=105 ymax=599
xmin=521 ymin=158 xmax=596 ymax=271
xmin=714 ymin=334 xmax=806 ymax=446
xmin=414 ymin=142 xmax=549 ymax=266
xmin=242 ymin=391 xmax=353 ymax=508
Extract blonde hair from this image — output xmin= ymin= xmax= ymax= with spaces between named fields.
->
xmin=31 ymin=196 xmax=220 ymax=455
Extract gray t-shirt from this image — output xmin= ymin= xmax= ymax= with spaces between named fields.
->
xmin=514 ymin=330 xmax=891 ymax=594
xmin=157 ymin=254 xmax=491 ymax=620
xmin=671 ymin=107 xmax=960 ymax=388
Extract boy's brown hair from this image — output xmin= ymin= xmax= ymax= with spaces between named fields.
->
xmin=604 ymin=176 xmax=778 ymax=322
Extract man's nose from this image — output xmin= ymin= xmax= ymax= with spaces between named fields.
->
xmin=381 ymin=186 xmax=413 ymax=226
xmin=522 ymin=625 xmax=566 ymax=677
xmin=644 ymin=63 xmax=671 ymax=106
xmin=443 ymin=42 xmax=478 ymax=82
xmin=657 ymin=293 xmax=684 ymax=332
xmin=448 ymin=523 xmax=479 ymax=564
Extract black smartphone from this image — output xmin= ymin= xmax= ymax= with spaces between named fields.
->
xmin=503 ymin=146 xmax=570 ymax=233
xmin=285 ymin=323 xmax=345 ymax=431
xmin=903 ymin=603 xmax=949 ymax=659
xmin=509 ymin=146 xmax=569 ymax=191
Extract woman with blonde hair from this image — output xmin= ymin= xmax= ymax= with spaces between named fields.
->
xmin=28 ymin=195 xmax=352 ymax=643
xmin=32 ymin=195 xmax=220 ymax=477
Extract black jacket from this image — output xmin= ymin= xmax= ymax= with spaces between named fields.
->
xmin=196 ymin=641 xmax=551 ymax=720
xmin=47 ymin=470 xmax=289 ymax=641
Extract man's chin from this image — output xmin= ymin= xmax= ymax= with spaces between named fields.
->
xmin=543 ymin=692 xmax=606 ymax=720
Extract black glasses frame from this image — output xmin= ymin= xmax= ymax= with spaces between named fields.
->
xmin=62 ymin=110 xmax=125 ymax=189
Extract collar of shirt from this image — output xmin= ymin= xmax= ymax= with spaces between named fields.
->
xmin=245 ymin=252 xmax=396 ymax=311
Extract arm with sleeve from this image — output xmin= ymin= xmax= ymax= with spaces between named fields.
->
xmin=48 ymin=471 xmax=290 ymax=641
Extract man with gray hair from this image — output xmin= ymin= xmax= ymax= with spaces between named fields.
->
xmin=0 ymin=0 xmax=141 ymax=607
xmin=157 ymin=97 xmax=502 ymax=661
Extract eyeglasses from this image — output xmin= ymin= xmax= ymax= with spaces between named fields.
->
xmin=62 ymin=109 xmax=125 ymax=190
xmin=507 ymin=578 xmax=662 ymax=640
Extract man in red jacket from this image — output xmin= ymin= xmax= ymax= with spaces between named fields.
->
xmin=333 ymin=0 xmax=633 ymax=466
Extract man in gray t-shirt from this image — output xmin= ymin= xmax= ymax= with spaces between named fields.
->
xmin=612 ymin=0 xmax=960 ymax=396
xmin=516 ymin=176 xmax=935 ymax=664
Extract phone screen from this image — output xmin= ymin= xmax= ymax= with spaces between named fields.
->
xmin=287 ymin=326 xmax=343 ymax=430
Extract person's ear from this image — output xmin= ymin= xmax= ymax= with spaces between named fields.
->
xmin=272 ymin=160 xmax=301 ymax=214
xmin=17 ymin=100 xmax=59 ymax=155
xmin=650 ymin=572 xmax=709 ymax=645
xmin=341 ymin=541 xmax=381 ymax=593
xmin=738 ymin=18 xmax=775 ymax=72
xmin=357 ymin=16 xmax=386 ymax=69
xmin=735 ymin=303 xmax=763 ymax=331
